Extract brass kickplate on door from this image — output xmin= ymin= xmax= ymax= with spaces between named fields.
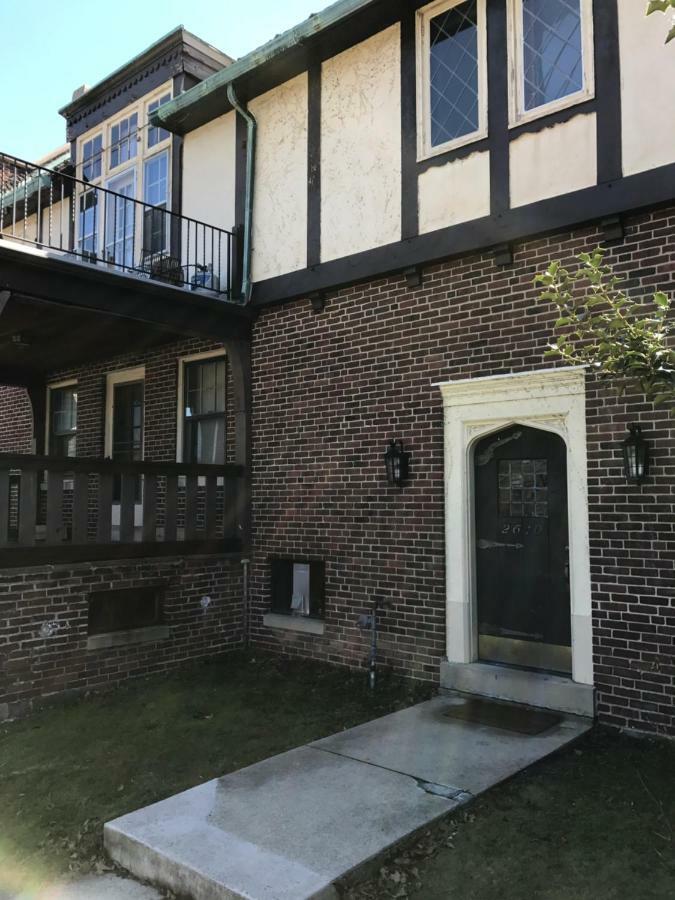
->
xmin=442 ymin=696 xmax=562 ymax=735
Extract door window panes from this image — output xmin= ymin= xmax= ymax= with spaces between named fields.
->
xmin=143 ymin=152 xmax=168 ymax=254
xmin=105 ymin=170 xmax=136 ymax=268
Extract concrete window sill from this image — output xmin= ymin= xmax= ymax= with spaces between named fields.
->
xmin=87 ymin=625 xmax=171 ymax=651
xmin=263 ymin=613 xmax=325 ymax=636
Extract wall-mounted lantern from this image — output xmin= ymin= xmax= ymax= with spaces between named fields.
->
xmin=622 ymin=424 xmax=650 ymax=485
xmin=384 ymin=440 xmax=410 ymax=487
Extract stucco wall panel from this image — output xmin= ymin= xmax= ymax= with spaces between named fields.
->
xmin=619 ymin=3 xmax=675 ymax=176
xmin=509 ymin=114 xmax=597 ymax=208
xmin=321 ymin=25 xmax=402 ymax=263
xmin=250 ymin=74 xmax=308 ymax=283
xmin=418 ymin=152 xmax=491 ymax=234
xmin=182 ymin=112 xmax=237 ymax=233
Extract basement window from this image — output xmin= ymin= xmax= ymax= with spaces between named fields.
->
xmin=270 ymin=559 xmax=326 ymax=620
xmin=88 ymin=586 xmax=163 ymax=636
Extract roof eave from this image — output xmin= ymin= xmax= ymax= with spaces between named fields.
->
xmin=154 ymin=0 xmax=378 ymax=135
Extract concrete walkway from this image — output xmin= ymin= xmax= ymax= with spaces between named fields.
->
xmin=105 ymin=695 xmax=591 ymax=900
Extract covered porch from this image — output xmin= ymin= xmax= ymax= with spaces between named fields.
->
xmin=0 ymin=231 xmax=252 ymax=569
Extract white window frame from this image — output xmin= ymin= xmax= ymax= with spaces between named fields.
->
xmin=142 ymin=149 xmax=171 ymax=255
xmin=108 ymin=111 xmax=139 ymax=171
xmin=507 ymin=0 xmax=595 ymax=128
xmin=176 ymin=349 xmax=227 ymax=465
xmin=416 ymin=0 xmax=488 ymax=162
xmin=146 ymin=93 xmax=173 ymax=151
xmin=81 ymin=133 xmax=103 ymax=183
xmin=104 ymin=166 xmax=137 ymax=267
xmin=45 ymin=379 xmax=78 ymax=457
xmin=104 ymin=366 xmax=146 ymax=459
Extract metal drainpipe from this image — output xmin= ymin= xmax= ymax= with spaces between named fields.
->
xmin=227 ymin=83 xmax=257 ymax=305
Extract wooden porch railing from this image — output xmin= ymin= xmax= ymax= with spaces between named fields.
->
xmin=0 ymin=454 xmax=246 ymax=567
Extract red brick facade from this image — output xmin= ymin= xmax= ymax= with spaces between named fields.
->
xmin=1 ymin=208 xmax=674 ymax=735
xmin=248 ymin=206 xmax=675 ymax=737
xmin=0 ymin=555 xmax=244 ymax=721
xmin=0 ymin=386 xmax=32 ymax=453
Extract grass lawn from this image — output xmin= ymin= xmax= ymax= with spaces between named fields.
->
xmin=349 ymin=727 xmax=675 ymax=900
xmin=0 ymin=652 xmax=430 ymax=896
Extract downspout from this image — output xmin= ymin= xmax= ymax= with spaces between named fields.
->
xmin=227 ymin=83 xmax=257 ymax=305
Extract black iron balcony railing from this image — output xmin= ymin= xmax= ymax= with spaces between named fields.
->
xmin=0 ymin=151 xmax=235 ymax=298
xmin=0 ymin=453 xmax=246 ymax=567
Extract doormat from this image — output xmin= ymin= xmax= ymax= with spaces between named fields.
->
xmin=442 ymin=696 xmax=562 ymax=735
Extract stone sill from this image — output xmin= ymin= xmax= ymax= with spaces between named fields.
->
xmin=87 ymin=625 xmax=171 ymax=651
xmin=263 ymin=613 xmax=325 ymax=636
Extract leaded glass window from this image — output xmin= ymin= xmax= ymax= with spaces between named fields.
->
xmin=498 ymin=459 xmax=549 ymax=518
xmin=429 ymin=0 xmax=480 ymax=147
xmin=521 ymin=0 xmax=584 ymax=112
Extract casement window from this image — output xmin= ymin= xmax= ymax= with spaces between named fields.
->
xmin=182 ymin=355 xmax=227 ymax=465
xmin=143 ymin=151 xmax=169 ymax=254
xmin=47 ymin=383 xmax=77 ymax=457
xmin=508 ymin=0 xmax=594 ymax=125
xmin=82 ymin=134 xmax=103 ymax=181
xmin=417 ymin=0 xmax=488 ymax=160
xmin=270 ymin=559 xmax=326 ymax=620
xmin=147 ymin=93 xmax=172 ymax=149
xmin=110 ymin=113 xmax=138 ymax=169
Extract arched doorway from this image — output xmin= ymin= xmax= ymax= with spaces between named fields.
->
xmin=473 ymin=424 xmax=571 ymax=675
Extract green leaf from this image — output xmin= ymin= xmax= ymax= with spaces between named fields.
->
xmin=667 ymin=23 xmax=675 ymax=42
xmin=654 ymin=292 xmax=670 ymax=308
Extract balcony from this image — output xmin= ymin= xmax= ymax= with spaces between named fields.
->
xmin=0 ymin=454 xmax=246 ymax=568
xmin=0 ymin=151 xmax=236 ymax=299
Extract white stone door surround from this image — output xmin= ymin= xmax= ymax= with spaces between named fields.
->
xmin=436 ymin=366 xmax=593 ymax=688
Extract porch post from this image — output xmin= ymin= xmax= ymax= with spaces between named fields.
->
xmin=27 ymin=382 xmax=47 ymax=456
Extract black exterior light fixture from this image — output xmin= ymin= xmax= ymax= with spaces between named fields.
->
xmin=384 ymin=440 xmax=410 ymax=487
xmin=622 ymin=424 xmax=650 ymax=485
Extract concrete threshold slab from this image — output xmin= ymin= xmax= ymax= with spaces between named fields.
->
xmin=105 ymin=697 xmax=592 ymax=900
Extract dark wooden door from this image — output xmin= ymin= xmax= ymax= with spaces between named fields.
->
xmin=474 ymin=425 xmax=571 ymax=674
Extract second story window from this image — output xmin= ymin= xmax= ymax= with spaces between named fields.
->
xmin=147 ymin=93 xmax=172 ymax=148
xmin=110 ymin=113 xmax=138 ymax=169
xmin=417 ymin=0 xmax=488 ymax=160
xmin=509 ymin=0 xmax=594 ymax=124
xmin=48 ymin=384 xmax=78 ymax=457
xmin=82 ymin=135 xmax=102 ymax=181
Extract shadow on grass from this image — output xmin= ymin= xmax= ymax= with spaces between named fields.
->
xmin=0 ymin=652 xmax=431 ymax=893
xmin=347 ymin=726 xmax=675 ymax=900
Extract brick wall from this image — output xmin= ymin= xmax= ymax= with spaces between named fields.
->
xmin=0 ymin=386 xmax=33 ymax=452
xmin=0 ymin=336 xmax=241 ymax=719
xmin=46 ymin=336 xmax=233 ymax=462
xmin=0 ymin=554 xmax=244 ymax=720
xmin=249 ymin=206 xmax=675 ymax=737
